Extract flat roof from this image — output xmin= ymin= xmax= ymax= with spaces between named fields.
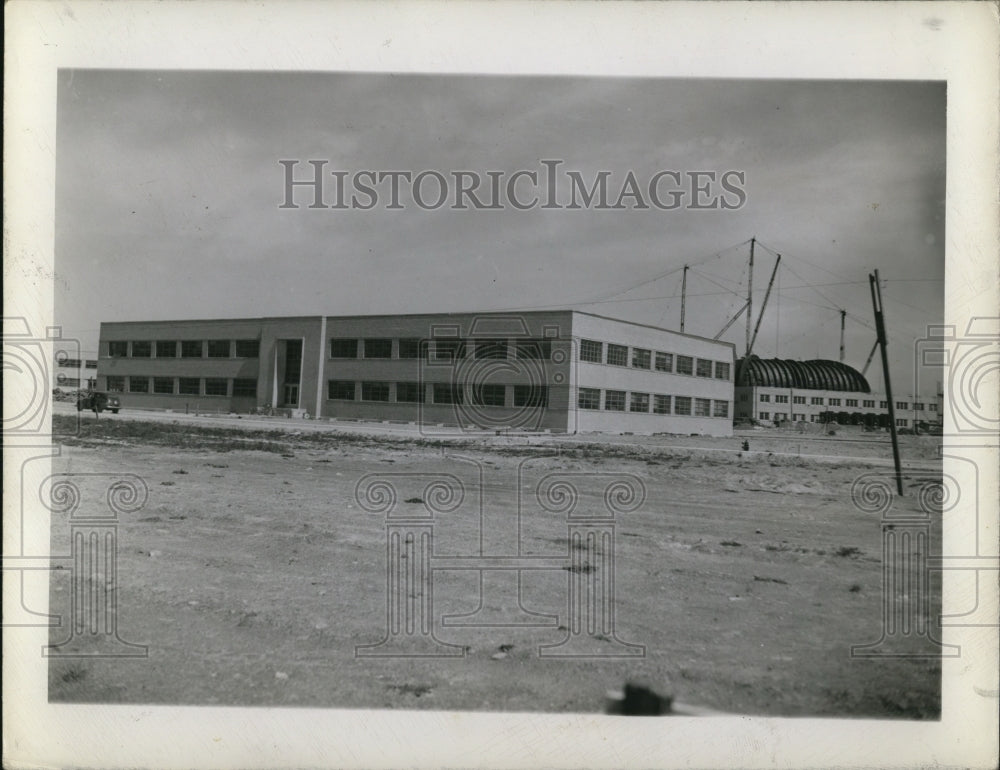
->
xmin=99 ymin=309 xmax=736 ymax=348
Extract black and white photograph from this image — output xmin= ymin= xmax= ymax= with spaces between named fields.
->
xmin=4 ymin=3 xmax=998 ymax=769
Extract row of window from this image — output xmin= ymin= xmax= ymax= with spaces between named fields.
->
xmin=578 ymin=338 xmax=730 ymax=380
xmin=107 ymin=340 xmax=260 ymax=359
xmin=327 ymin=381 xmax=549 ymax=407
xmin=329 ymin=337 xmax=556 ymax=361
xmin=754 ymin=394 xmax=936 ymax=411
xmin=758 ymin=413 xmax=915 ymax=427
xmin=105 ymin=375 xmax=257 ymax=397
xmin=577 ymin=388 xmax=729 ymax=418
xmin=57 ymin=358 xmax=98 ymax=369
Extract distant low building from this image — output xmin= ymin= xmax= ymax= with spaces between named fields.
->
xmin=733 ymin=356 xmax=942 ymax=430
xmin=52 ymin=352 xmax=98 ymax=392
xmin=96 ymin=311 xmax=737 ymax=436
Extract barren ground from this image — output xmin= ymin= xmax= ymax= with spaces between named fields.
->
xmin=47 ymin=413 xmax=943 ymax=717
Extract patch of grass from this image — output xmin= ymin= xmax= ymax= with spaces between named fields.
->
xmin=404 ymin=497 xmax=424 ymax=504
xmin=720 ymin=540 xmax=743 ymax=547
xmin=835 ymin=546 xmax=862 ymax=558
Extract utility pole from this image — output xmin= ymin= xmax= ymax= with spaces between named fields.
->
xmin=839 ymin=310 xmax=846 ymax=362
xmin=745 ymin=237 xmax=755 ymax=356
xmin=680 ymin=265 xmax=688 ymax=333
xmin=869 ymin=269 xmax=903 ymax=495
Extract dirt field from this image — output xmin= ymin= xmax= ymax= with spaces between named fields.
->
xmin=47 ymin=414 xmax=943 ymax=717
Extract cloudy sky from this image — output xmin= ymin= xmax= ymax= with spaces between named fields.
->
xmin=56 ymin=71 xmax=944 ymax=393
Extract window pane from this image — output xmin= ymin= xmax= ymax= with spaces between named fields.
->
xmin=433 ymin=384 xmax=464 ymax=404
xmin=580 ymin=339 xmax=603 ymax=363
xmin=155 ymin=341 xmax=177 ymax=358
xmin=675 ymin=396 xmax=692 ymax=415
xmin=694 ymin=398 xmax=711 ymax=416
xmin=578 ymin=387 xmax=600 ymax=410
xmin=513 ymin=384 xmax=547 ymax=407
xmin=631 ymin=349 xmax=651 ymax=369
xmin=396 ymin=381 xmax=425 ymax=403
xmin=474 ymin=339 xmax=508 ymax=359
xmin=131 ymin=341 xmax=151 ymax=358
xmin=108 ymin=341 xmax=128 ymax=358
xmin=472 ymin=383 xmax=506 ymax=406
xmin=714 ymin=361 xmax=730 ymax=380
xmin=655 ymin=352 xmax=673 ymax=372
xmin=206 ymin=340 xmax=230 ymax=358
xmin=153 ymin=377 xmax=174 ymax=394
xmin=653 ymin=394 xmax=671 ymax=414
xmin=604 ymin=390 xmax=626 ymax=411
xmin=233 ymin=378 xmax=257 ymax=397
xmin=330 ymin=339 xmax=358 ymax=358
xmin=328 ymin=380 xmax=356 ymax=400
xmin=398 ymin=339 xmax=422 ymax=359
xmin=515 ymin=339 xmax=551 ymax=360
xmin=434 ymin=340 xmax=466 ymax=361
xmin=181 ymin=340 xmax=203 ymax=358
xmin=205 ymin=378 xmax=228 ymax=396
xmin=364 ymin=339 xmax=393 ymax=359
xmin=235 ymin=339 xmax=260 ymax=358
xmin=128 ymin=376 xmax=149 ymax=393
xmin=713 ymin=400 xmax=729 ymax=418
xmin=676 ymin=355 xmax=693 ymax=375
xmin=696 ymin=359 xmax=713 ymax=378
xmin=606 ymin=344 xmax=628 ymax=366
xmin=106 ymin=376 xmax=125 ymax=392
xmin=629 ymin=392 xmax=649 ymax=412
xmin=361 ymin=382 xmax=390 ymax=401
xmin=178 ymin=378 xmax=200 ymax=395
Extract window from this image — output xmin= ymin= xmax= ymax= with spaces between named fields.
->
xmin=928 ymin=404 xmax=938 ymax=412
xmin=396 ymin=382 xmax=425 ymax=403
xmin=361 ymin=382 xmax=390 ymax=401
xmin=364 ymin=339 xmax=393 ymax=359
xmin=58 ymin=358 xmax=82 ymax=368
xmin=739 ymin=393 xmax=749 ymax=402
xmin=694 ymin=398 xmax=711 ymax=417
xmin=631 ymin=348 xmax=651 ymax=369
xmin=57 ymin=376 xmax=80 ymax=387
xmin=398 ymin=339 xmax=422 ymax=359
xmin=913 ymin=402 xmax=925 ymax=411
xmin=233 ymin=378 xmax=257 ymax=397
xmin=131 ymin=341 xmax=152 ymax=358
xmin=107 ymin=342 xmax=128 ymax=358
xmin=84 ymin=360 xmax=98 ymax=369
xmin=675 ymin=396 xmax=692 ymax=415
xmin=846 ymin=399 xmax=858 ymax=407
xmin=330 ymin=339 xmax=359 ymax=358
xmin=863 ymin=399 xmax=875 ymax=408
xmin=516 ymin=340 xmax=551 ymax=360
xmin=474 ymin=339 xmax=508 ymax=359
xmin=434 ymin=339 xmax=466 ymax=361
xmin=676 ymin=355 xmax=694 ymax=375
xmin=155 ymin=341 xmax=177 ymax=358
xmin=811 ymin=397 xmax=824 ymax=405
xmin=472 ymin=383 xmax=506 ymax=406
xmin=328 ymin=380 xmax=355 ymax=400
xmin=106 ymin=376 xmax=125 ymax=392
xmin=607 ymin=344 xmax=628 ymax=367
xmin=235 ymin=339 xmax=260 ymax=358
xmin=880 ymin=401 xmax=888 ymax=409
xmin=604 ymin=390 xmax=626 ymax=411
xmin=896 ymin=401 xmax=909 ymax=410
xmin=896 ymin=418 xmax=909 ymax=427
xmin=181 ymin=340 xmax=203 ymax=358
xmin=580 ymin=339 xmax=603 ymax=363
xmin=205 ymin=378 xmax=228 ymax=396
xmin=774 ymin=395 xmax=789 ymax=403
xmin=178 ymin=378 xmax=200 ymax=395
xmin=714 ymin=361 xmax=731 ymax=380
xmin=655 ymin=352 xmax=673 ymax=372
xmin=759 ymin=411 xmax=770 ymax=420
xmin=793 ymin=413 xmax=805 ymax=421
xmin=829 ymin=398 xmax=841 ymax=407
xmin=129 ymin=376 xmax=149 ymax=393
xmin=206 ymin=340 xmax=230 ymax=358
xmin=713 ymin=400 xmax=729 ymax=418
xmin=578 ymin=387 xmax=601 ymax=410
xmin=433 ymin=384 xmax=464 ymax=404
xmin=653 ymin=394 xmax=671 ymax=414
xmin=630 ymin=392 xmax=650 ymax=413
xmin=696 ymin=359 xmax=713 ymax=378
xmin=760 ymin=394 xmax=771 ymax=402
xmin=810 ymin=414 xmax=819 ymax=422
xmin=153 ymin=377 xmax=175 ymax=394
xmin=513 ymin=385 xmax=548 ymax=407
xmin=793 ymin=396 xmax=806 ymax=404
xmin=774 ymin=412 xmax=787 ymax=422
